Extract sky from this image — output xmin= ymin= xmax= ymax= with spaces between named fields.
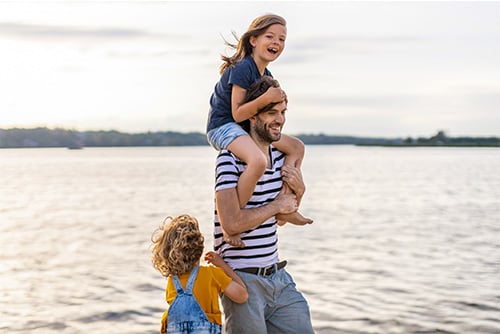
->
xmin=0 ymin=1 xmax=499 ymax=138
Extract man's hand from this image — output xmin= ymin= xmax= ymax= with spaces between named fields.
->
xmin=282 ymin=164 xmax=305 ymax=198
xmin=216 ymin=187 xmax=296 ymax=236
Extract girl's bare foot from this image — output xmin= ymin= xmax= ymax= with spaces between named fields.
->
xmin=276 ymin=211 xmax=313 ymax=226
xmin=223 ymin=232 xmax=246 ymax=247
xmin=277 ymin=219 xmax=287 ymax=226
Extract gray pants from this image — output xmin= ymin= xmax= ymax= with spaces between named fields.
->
xmin=221 ymin=268 xmax=314 ymax=334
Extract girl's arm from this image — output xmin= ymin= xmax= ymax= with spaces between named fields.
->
xmin=231 ymin=84 xmax=284 ymax=123
xmin=205 ymin=251 xmax=248 ymax=303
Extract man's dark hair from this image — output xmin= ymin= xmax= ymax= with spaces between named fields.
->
xmin=239 ymin=76 xmax=283 ymax=132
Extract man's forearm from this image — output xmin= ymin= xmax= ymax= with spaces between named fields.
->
xmin=216 ymin=187 xmax=296 ymax=235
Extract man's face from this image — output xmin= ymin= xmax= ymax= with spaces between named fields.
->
xmin=253 ymin=100 xmax=287 ymax=143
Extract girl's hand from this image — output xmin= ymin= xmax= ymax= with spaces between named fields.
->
xmin=266 ymin=87 xmax=286 ymax=103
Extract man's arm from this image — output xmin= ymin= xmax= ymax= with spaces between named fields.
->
xmin=282 ymin=164 xmax=306 ymax=204
xmin=216 ymin=187 xmax=298 ymax=236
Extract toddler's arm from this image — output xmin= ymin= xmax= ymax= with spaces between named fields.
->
xmin=205 ymin=251 xmax=248 ymax=303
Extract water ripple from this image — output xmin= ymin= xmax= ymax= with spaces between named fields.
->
xmin=1 ymin=147 xmax=500 ymax=333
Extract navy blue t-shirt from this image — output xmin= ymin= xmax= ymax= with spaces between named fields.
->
xmin=206 ymin=56 xmax=272 ymax=132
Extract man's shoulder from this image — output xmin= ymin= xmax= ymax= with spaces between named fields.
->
xmin=217 ymin=149 xmax=238 ymax=162
xmin=215 ymin=150 xmax=240 ymax=192
xmin=216 ymin=150 xmax=243 ymax=175
xmin=217 ymin=146 xmax=284 ymax=160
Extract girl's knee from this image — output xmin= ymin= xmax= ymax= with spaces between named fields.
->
xmin=248 ymin=152 xmax=267 ymax=174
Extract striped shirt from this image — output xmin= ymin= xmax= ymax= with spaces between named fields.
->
xmin=213 ymin=145 xmax=285 ymax=269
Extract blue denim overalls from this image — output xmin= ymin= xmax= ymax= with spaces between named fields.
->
xmin=167 ymin=266 xmax=222 ymax=334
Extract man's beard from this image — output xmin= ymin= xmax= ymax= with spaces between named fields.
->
xmin=254 ymin=117 xmax=282 ymax=143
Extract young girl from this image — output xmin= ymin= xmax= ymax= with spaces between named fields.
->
xmin=151 ymin=214 xmax=248 ymax=334
xmin=206 ymin=14 xmax=312 ymax=247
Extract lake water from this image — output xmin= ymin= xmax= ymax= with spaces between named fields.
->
xmin=1 ymin=146 xmax=499 ymax=333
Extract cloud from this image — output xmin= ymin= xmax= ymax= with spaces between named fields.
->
xmin=295 ymin=34 xmax=424 ymax=48
xmin=0 ymin=22 xmax=171 ymax=40
xmin=280 ymin=33 xmax=425 ymax=64
xmin=0 ymin=21 xmax=215 ymax=62
xmin=296 ymin=93 xmax=426 ymax=110
xmin=465 ymin=92 xmax=500 ymax=110
xmin=0 ymin=22 xmax=144 ymax=39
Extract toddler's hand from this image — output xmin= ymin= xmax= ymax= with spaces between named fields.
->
xmin=205 ymin=251 xmax=224 ymax=267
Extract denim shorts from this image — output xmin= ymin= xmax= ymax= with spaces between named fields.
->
xmin=221 ymin=268 xmax=314 ymax=334
xmin=207 ymin=122 xmax=248 ymax=151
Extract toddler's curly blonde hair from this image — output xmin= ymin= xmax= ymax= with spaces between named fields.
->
xmin=151 ymin=214 xmax=204 ymax=277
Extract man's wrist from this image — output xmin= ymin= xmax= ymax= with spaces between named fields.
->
xmin=267 ymin=198 xmax=282 ymax=215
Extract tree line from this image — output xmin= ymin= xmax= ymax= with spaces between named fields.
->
xmin=0 ymin=128 xmax=207 ymax=148
xmin=0 ymin=127 xmax=498 ymax=148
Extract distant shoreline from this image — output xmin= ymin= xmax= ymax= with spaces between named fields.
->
xmin=0 ymin=127 xmax=498 ymax=148
xmin=356 ymin=143 xmax=500 ymax=147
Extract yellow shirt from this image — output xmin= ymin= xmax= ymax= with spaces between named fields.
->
xmin=160 ymin=266 xmax=232 ymax=331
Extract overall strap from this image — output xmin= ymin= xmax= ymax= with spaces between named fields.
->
xmin=171 ymin=265 xmax=200 ymax=295
xmin=185 ymin=265 xmax=199 ymax=294
xmin=171 ymin=275 xmax=184 ymax=295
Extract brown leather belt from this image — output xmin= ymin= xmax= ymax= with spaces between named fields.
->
xmin=236 ymin=260 xmax=287 ymax=276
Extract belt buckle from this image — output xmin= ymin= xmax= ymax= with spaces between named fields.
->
xmin=260 ymin=264 xmax=276 ymax=276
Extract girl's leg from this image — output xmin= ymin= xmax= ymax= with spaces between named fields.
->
xmin=276 ymin=211 xmax=313 ymax=226
xmin=227 ymin=134 xmax=267 ymax=208
xmin=276 ymin=185 xmax=313 ymax=226
xmin=223 ymin=134 xmax=267 ymax=247
xmin=273 ymin=135 xmax=312 ymax=225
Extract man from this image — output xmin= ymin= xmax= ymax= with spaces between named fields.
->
xmin=213 ymin=76 xmax=314 ymax=334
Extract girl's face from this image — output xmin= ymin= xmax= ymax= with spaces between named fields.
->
xmin=250 ymin=24 xmax=286 ymax=64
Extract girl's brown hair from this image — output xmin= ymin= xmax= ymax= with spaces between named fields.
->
xmin=151 ymin=214 xmax=204 ymax=277
xmin=220 ymin=14 xmax=286 ymax=74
